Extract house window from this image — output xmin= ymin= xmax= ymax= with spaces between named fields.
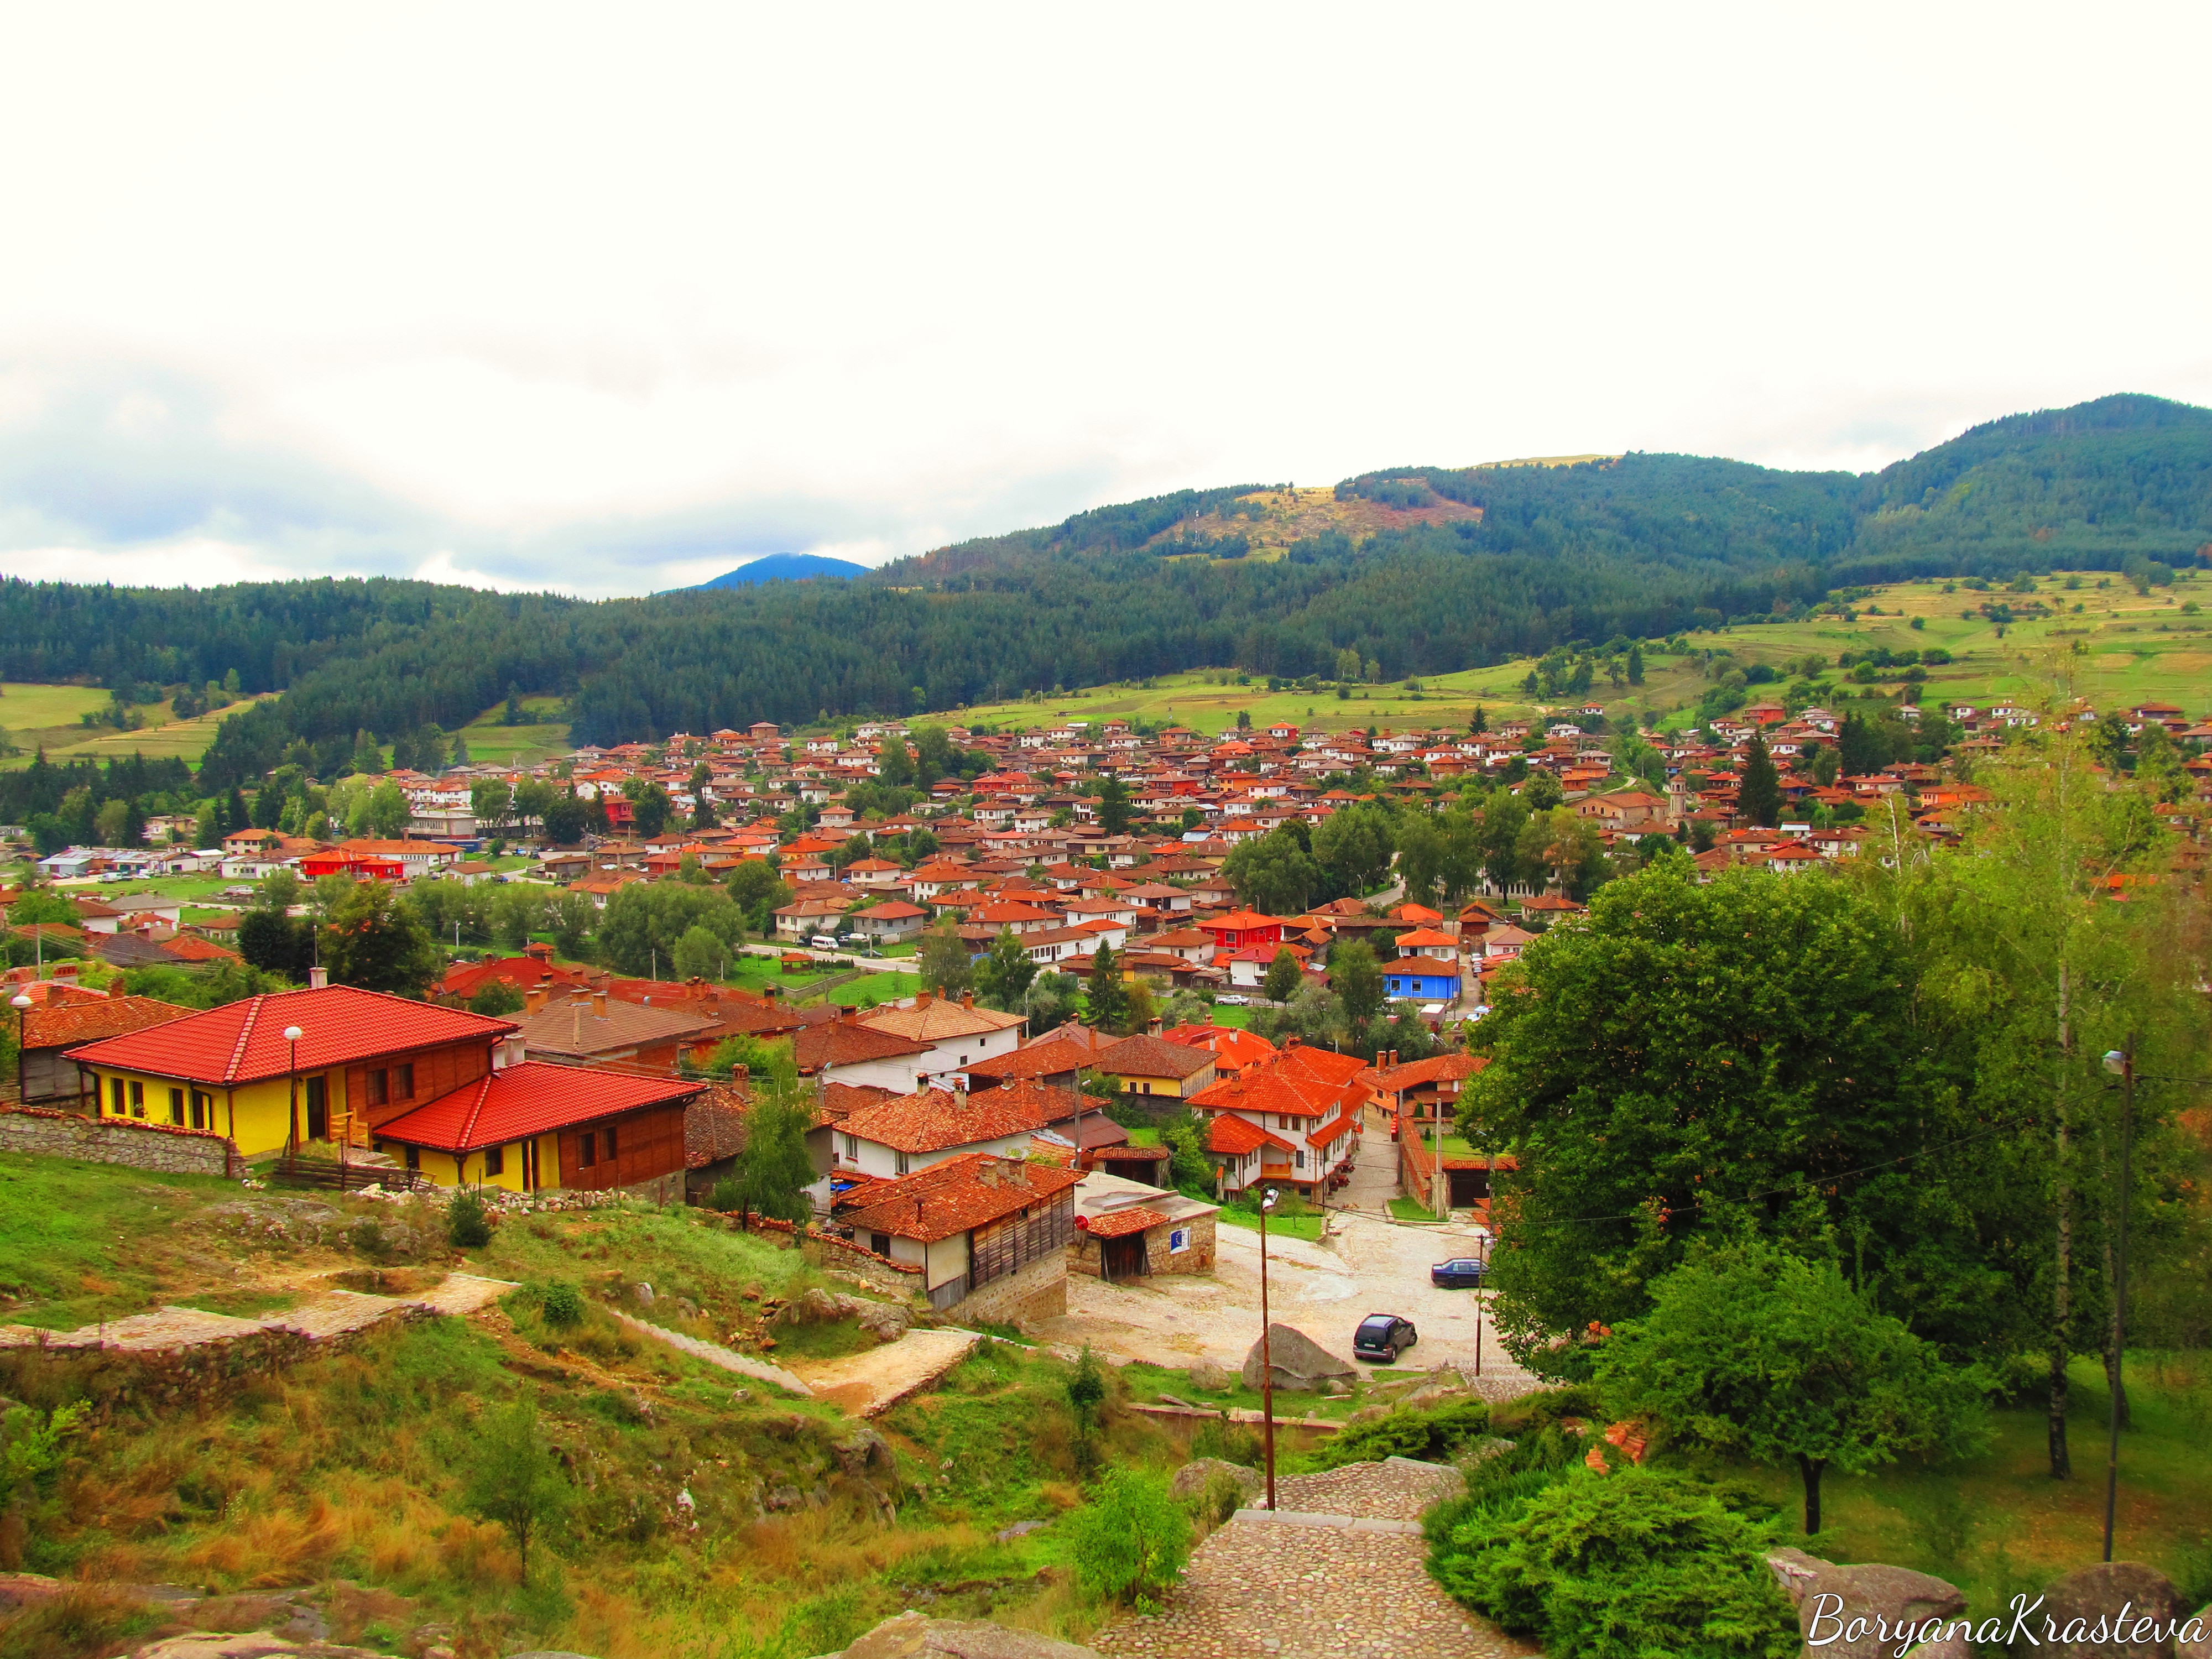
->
xmin=841 ymin=1133 xmax=858 ymax=1161
xmin=397 ymin=1062 xmax=415 ymax=1099
xmin=484 ymin=1144 xmax=505 ymax=1177
xmin=895 ymin=1150 xmax=911 ymax=1175
xmin=109 ymin=1077 xmax=126 ymax=1114
xmin=404 ymin=1145 xmax=420 ymax=1171
xmin=579 ymin=1132 xmax=597 ymax=1167
xmin=1295 ymin=1150 xmax=1306 ymax=1169
xmin=168 ymin=1088 xmax=185 ymax=1125
xmin=870 ymin=1232 xmax=893 ymax=1257
xmin=190 ymin=1090 xmax=212 ymax=1130
xmin=604 ymin=1124 xmax=618 ymax=1158
xmin=129 ymin=1080 xmax=145 ymax=1118
xmin=367 ymin=1069 xmax=388 ymax=1106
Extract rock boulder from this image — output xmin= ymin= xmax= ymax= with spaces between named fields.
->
xmin=1169 ymin=1458 xmax=1262 ymax=1503
xmin=2038 ymin=1561 xmax=2181 ymax=1659
xmin=1792 ymin=1561 xmax=1965 ymax=1659
xmin=1185 ymin=1359 xmax=1233 ymax=1391
xmin=1240 ymin=1324 xmax=1355 ymax=1392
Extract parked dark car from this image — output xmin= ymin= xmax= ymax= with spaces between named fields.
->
xmin=1430 ymin=1257 xmax=1487 ymax=1288
xmin=1353 ymin=1313 xmax=1418 ymax=1363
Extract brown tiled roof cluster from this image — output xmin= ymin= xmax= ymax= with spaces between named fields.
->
xmin=23 ymin=994 xmax=192 ymax=1052
xmin=843 ymin=1080 xmax=1097 ymax=1154
xmin=836 ymin=1150 xmax=1082 ymax=1244
xmin=1089 ymin=1033 xmax=1215 ymax=1081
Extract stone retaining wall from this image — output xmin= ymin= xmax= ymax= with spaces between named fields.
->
xmin=956 ymin=1250 xmax=1067 ymax=1329
xmin=0 ymin=1104 xmax=240 ymax=1178
xmin=803 ymin=1230 xmax=928 ymax=1300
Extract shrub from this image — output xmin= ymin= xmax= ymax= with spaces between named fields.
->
xmin=1313 ymin=1397 xmax=1491 ymax=1468
xmin=1190 ymin=1418 xmax=1262 ymax=1466
xmin=1430 ymin=1465 xmax=1795 ymax=1659
xmin=1064 ymin=1467 xmax=1192 ymax=1609
xmin=537 ymin=1280 xmax=586 ymax=1331
xmin=708 ymin=1176 xmax=742 ymax=1212
xmin=446 ymin=1188 xmax=492 ymax=1248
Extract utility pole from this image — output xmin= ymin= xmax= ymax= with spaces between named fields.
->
xmin=1258 ymin=1186 xmax=1279 ymax=1511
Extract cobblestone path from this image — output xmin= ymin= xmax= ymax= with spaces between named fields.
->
xmin=1093 ymin=1460 xmax=1539 ymax=1658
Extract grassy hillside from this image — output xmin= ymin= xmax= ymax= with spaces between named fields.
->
xmin=0 ymin=1155 xmax=1207 ymax=1659
xmin=950 ymin=571 xmax=2212 ymax=734
xmin=0 ymin=684 xmax=263 ymax=773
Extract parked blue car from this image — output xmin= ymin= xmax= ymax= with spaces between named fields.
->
xmin=1430 ymin=1257 xmax=1487 ymax=1288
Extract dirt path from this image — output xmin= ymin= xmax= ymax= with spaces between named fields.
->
xmin=787 ymin=1327 xmax=980 ymax=1416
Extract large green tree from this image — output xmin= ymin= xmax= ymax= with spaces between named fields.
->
xmin=597 ymin=881 xmax=742 ymax=977
xmin=1222 ymin=824 xmax=1320 ymax=915
xmin=1595 ymin=1239 xmax=1989 ymax=1533
xmin=1464 ymin=864 xmax=1980 ymax=1371
xmin=973 ymin=926 xmax=1039 ymax=1012
xmin=319 ymin=879 xmax=441 ymax=997
xmin=1738 ymin=732 xmax=1781 ymax=827
xmin=917 ymin=920 xmax=973 ymax=997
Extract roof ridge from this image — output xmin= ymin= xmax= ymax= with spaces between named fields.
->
xmin=457 ymin=1071 xmax=495 ymax=1147
xmin=224 ymin=995 xmax=266 ymax=1084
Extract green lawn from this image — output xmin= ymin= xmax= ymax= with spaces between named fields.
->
xmin=1207 ymin=1003 xmax=1254 ymax=1028
xmin=1388 ymin=1196 xmax=1445 ymax=1222
xmin=1714 ymin=1353 xmax=2212 ymax=1613
xmin=0 ymin=683 xmax=265 ymax=771
xmin=0 ymin=1152 xmax=307 ymax=1328
xmin=451 ymin=695 xmax=572 ymax=768
xmin=825 ymin=970 xmax=922 ymax=1006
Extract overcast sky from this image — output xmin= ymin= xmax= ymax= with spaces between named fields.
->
xmin=2 ymin=3 xmax=2206 ymax=598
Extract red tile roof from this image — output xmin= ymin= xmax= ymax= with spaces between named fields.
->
xmin=1090 ymin=1034 xmax=1216 ymax=1081
xmin=795 ymin=1019 xmax=931 ymax=1073
xmin=1206 ymin=1112 xmax=1277 ymax=1155
xmin=961 ymin=1034 xmax=1095 ymax=1082
xmin=843 ymin=1081 xmax=1092 ymax=1155
xmin=836 ymin=1151 xmax=1081 ymax=1244
xmin=23 ymin=995 xmax=193 ymax=1052
xmin=64 ymin=985 xmax=519 ymax=1087
xmin=1082 ymin=1205 xmax=1167 ymax=1239
xmin=375 ymin=1061 xmax=701 ymax=1152
xmin=1161 ymin=1023 xmax=1279 ymax=1071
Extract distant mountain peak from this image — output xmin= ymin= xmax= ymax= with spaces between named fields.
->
xmin=692 ymin=552 xmax=867 ymax=589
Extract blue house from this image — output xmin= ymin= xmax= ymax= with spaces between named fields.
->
xmin=1381 ymin=955 xmax=1463 ymax=1004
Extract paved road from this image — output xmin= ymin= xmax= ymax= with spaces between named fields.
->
xmin=1031 ymin=1208 xmax=1526 ymax=1382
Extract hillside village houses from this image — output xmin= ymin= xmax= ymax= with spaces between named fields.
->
xmin=13 ymin=687 xmax=2206 ymax=1327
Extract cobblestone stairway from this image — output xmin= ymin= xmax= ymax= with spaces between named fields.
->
xmin=1093 ymin=1461 xmax=1539 ymax=1659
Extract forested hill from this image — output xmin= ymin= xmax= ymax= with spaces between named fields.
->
xmin=0 ymin=392 xmax=2205 ymax=780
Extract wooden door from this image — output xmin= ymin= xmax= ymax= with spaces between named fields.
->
xmin=1102 ymin=1234 xmax=1149 ymax=1282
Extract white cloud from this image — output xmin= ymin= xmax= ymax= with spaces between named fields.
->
xmin=0 ymin=2 xmax=2206 ymax=596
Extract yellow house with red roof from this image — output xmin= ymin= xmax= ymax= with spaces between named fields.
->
xmin=62 ymin=984 xmax=699 ymax=1195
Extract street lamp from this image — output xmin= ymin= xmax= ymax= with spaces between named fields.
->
xmin=10 ymin=992 xmax=32 ymax=1105
xmin=1258 ymin=1186 xmax=1279 ymax=1512
xmin=284 ymin=1025 xmax=305 ymax=1162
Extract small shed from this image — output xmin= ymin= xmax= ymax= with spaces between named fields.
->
xmin=1069 ymin=1169 xmax=1218 ymax=1282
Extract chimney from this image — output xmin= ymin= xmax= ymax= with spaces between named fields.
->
xmin=953 ymin=1080 xmax=968 ymax=1108
xmin=916 ymin=991 xmax=932 ymax=1009
xmin=977 ymin=1159 xmax=999 ymax=1186
xmin=525 ymin=981 xmax=550 ymax=1015
xmin=961 ymin=989 xmax=974 ymax=1010
xmin=306 ymin=964 xmax=328 ymax=989
xmin=593 ymin=988 xmax=608 ymax=1014
xmin=1285 ymin=1034 xmax=1301 ymax=1049
xmin=733 ymin=1063 xmax=749 ymax=1086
